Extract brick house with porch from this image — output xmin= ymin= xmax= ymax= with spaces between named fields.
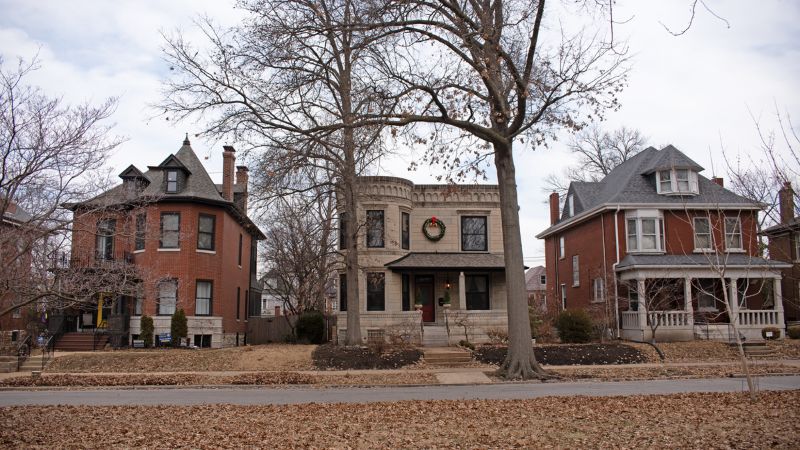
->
xmin=760 ymin=181 xmax=800 ymax=325
xmin=336 ymin=176 xmax=509 ymax=345
xmin=537 ymin=145 xmax=789 ymax=342
xmin=61 ymin=137 xmax=264 ymax=349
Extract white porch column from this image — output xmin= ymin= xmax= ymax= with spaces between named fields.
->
xmin=729 ymin=278 xmax=739 ymax=326
xmin=458 ymin=271 xmax=466 ymax=310
xmin=774 ymin=277 xmax=785 ymax=327
xmin=637 ymin=278 xmax=647 ymax=329
xmin=684 ymin=277 xmax=694 ymax=326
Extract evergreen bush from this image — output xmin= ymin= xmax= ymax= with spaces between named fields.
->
xmin=171 ymin=309 xmax=188 ymax=346
xmin=555 ymin=310 xmax=593 ymax=343
xmin=296 ymin=311 xmax=325 ymax=344
xmin=140 ymin=315 xmax=154 ymax=348
xmin=788 ymin=325 xmax=800 ymax=340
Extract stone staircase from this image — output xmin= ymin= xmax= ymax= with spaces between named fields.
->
xmin=55 ymin=332 xmax=109 ymax=351
xmin=0 ymin=356 xmax=17 ymax=373
xmin=421 ymin=325 xmax=450 ymax=347
xmin=734 ymin=342 xmax=779 ymax=359
xmin=18 ymin=355 xmax=50 ymax=372
xmin=423 ymin=347 xmax=473 ymax=367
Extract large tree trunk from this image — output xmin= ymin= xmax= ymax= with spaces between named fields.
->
xmin=493 ymin=141 xmax=547 ymax=379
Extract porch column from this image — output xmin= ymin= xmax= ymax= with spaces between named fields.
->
xmin=684 ymin=277 xmax=694 ymax=326
xmin=728 ymin=278 xmax=739 ymax=326
xmin=637 ymin=278 xmax=647 ymax=329
xmin=774 ymin=277 xmax=785 ymax=327
xmin=458 ymin=271 xmax=466 ymax=310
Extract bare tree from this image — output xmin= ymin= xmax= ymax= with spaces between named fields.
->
xmin=368 ymin=0 xmax=627 ymax=379
xmin=160 ymin=0 xmax=400 ymax=345
xmin=725 ymin=105 xmax=799 ymax=230
xmin=262 ymin=189 xmax=337 ymax=326
xmin=0 ymin=56 xmax=137 ymax=322
xmin=544 ymin=125 xmax=647 ymax=198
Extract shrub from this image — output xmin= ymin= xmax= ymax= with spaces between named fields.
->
xmin=140 ymin=315 xmax=154 ymax=348
xmin=485 ymin=328 xmax=509 ymax=345
xmin=761 ymin=327 xmax=781 ymax=340
xmin=555 ymin=310 xmax=593 ymax=343
xmin=788 ymin=326 xmax=800 ymax=340
xmin=296 ymin=311 xmax=325 ymax=344
xmin=458 ymin=339 xmax=475 ymax=351
xmin=170 ymin=309 xmax=188 ymax=346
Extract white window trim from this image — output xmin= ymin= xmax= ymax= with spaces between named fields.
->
xmin=625 ymin=210 xmax=665 ymax=253
xmin=196 ymin=249 xmax=217 ymax=255
xmin=693 ymin=217 xmax=714 ymax=252
xmin=592 ymin=278 xmax=605 ymax=303
xmin=656 ymin=169 xmax=699 ymax=195
xmin=157 ymin=248 xmax=181 ymax=252
xmin=133 ymin=249 xmax=145 ymax=254
xmin=559 ymin=236 xmax=565 ymax=260
xmin=560 ymin=284 xmax=566 ymax=310
xmin=572 ymin=255 xmax=580 ymax=287
xmin=724 ymin=217 xmax=744 ymax=252
xmin=567 ymin=194 xmax=574 ymax=217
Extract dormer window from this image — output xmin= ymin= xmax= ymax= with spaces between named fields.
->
xmin=656 ymin=169 xmax=698 ymax=195
xmin=567 ymin=194 xmax=574 ymax=217
xmin=166 ymin=170 xmax=178 ymax=193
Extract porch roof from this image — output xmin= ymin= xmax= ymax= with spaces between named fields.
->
xmin=616 ymin=254 xmax=791 ymax=271
xmin=385 ymin=252 xmax=508 ymax=272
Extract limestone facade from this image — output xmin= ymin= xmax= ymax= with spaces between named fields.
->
xmin=337 ymin=177 xmax=510 ymax=345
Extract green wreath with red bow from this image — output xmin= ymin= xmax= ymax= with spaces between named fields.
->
xmin=422 ymin=216 xmax=446 ymax=241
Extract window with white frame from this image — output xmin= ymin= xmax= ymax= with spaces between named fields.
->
xmin=593 ymin=278 xmax=604 ymax=303
xmin=560 ymin=284 xmax=566 ymax=309
xmin=656 ymin=168 xmax=698 ymax=195
xmin=166 ymin=170 xmax=178 ymax=193
xmin=572 ymin=255 xmax=580 ymax=287
xmin=694 ymin=217 xmax=712 ymax=250
xmin=724 ymin=217 xmax=742 ymax=250
xmin=559 ymin=236 xmax=565 ymax=260
xmin=626 ymin=211 xmax=665 ymax=252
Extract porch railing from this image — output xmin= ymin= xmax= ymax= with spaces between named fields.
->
xmin=648 ymin=311 xmax=691 ymax=328
xmin=621 ymin=311 xmax=639 ymax=329
xmin=737 ymin=310 xmax=780 ymax=327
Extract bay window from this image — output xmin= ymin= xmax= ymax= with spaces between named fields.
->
xmin=626 ymin=212 xmax=665 ymax=253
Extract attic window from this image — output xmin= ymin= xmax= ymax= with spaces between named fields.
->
xmin=656 ymin=169 xmax=698 ymax=195
xmin=166 ymin=170 xmax=178 ymax=193
xmin=567 ymin=194 xmax=574 ymax=217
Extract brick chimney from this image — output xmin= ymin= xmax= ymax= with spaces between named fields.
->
xmin=6 ymin=200 xmax=17 ymax=214
xmin=236 ymin=165 xmax=249 ymax=211
xmin=711 ymin=177 xmax=724 ymax=187
xmin=222 ymin=146 xmax=235 ymax=201
xmin=549 ymin=192 xmax=560 ymax=225
xmin=779 ymin=181 xmax=795 ymax=224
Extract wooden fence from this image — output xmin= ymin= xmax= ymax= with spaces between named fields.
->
xmin=247 ymin=314 xmax=337 ymax=344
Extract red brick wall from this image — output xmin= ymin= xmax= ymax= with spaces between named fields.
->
xmin=544 ymin=208 xmax=762 ymax=313
xmin=72 ymin=202 xmax=254 ymax=335
xmin=767 ymin=230 xmax=800 ymax=321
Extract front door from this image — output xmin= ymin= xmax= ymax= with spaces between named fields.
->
xmin=416 ymin=276 xmax=435 ymax=322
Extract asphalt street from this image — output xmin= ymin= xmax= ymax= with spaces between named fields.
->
xmin=1 ymin=375 xmax=798 ymax=406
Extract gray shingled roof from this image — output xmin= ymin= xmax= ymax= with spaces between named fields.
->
xmin=761 ymin=218 xmax=800 ymax=235
xmin=616 ymin=254 xmax=790 ymax=271
xmin=65 ymin=138 xmax=265 ymax=239
xmin=539 ymin=145 xmax=759 ymax=238
xmin=2 ymin=202 xmax=32 ymax=224
xmin=525 ymin=265 xmax=546 ymax=291
xmin=385 ymin=252 xmax=507 ymax=271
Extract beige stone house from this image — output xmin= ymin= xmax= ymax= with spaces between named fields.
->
xmin=336 ymin=176 xmax=509 ymax=345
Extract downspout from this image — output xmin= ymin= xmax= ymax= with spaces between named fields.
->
xmin=613 ymin=205 xmax=621 ymax=338
xmin=600 ymin=211 xmax=608 ymax=339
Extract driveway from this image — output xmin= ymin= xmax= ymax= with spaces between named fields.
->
xmin=1 ymin=375 xmax=798 ymax=406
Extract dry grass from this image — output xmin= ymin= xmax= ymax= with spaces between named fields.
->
xmin=628 ymin=340 xmax=800 ymax=363
xmin=1 ymin=391 xmax=798 ymax=448
xmin=46 ymin=344 xmax=315 ymax=373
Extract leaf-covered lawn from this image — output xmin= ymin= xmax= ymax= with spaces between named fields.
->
xmin=2 ymin=391 xmax=798 ymax=448
xmin=47 ymin=344 xmax=315 ymax=373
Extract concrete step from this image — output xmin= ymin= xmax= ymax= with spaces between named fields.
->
xmin=0 ymin=361 xmax=17 ymax=373
xmin=18 ymin=357 xmax=49 ymax=371
xmin=423 ymin=347 xmax=473 ymax=367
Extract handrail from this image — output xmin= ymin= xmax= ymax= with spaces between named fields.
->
xmin=40 ymin=334 xmax=56 ymax=371
xmin=16 ymin=334 xmax=32 ymax=370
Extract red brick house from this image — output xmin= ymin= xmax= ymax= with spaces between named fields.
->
xmin=1 ymin=201 xmax=35 ymax=346
xmin=63 ymin=137 xmax=264 ymax=348
xmin=537 ymin=145 xmax=789 ymax=342
xmin=760 ymin=182 xmax=800 ymax=325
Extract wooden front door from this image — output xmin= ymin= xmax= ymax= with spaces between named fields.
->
xmin=416 ymin=276 xmax=435 ymax=322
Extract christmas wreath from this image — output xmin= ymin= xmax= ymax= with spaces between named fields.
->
xmin=422 ymin=216 xmax=446 ymax=241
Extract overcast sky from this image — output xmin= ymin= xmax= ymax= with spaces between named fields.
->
xmin=1 ymin=0 xmax=798 ymax=265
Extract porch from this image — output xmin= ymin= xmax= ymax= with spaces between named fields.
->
xmin=616 ymin=254 xmax=790 ymax=342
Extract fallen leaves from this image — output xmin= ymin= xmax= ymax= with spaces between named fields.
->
xmin=1 ymin=391 xmax=798 ymax=448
